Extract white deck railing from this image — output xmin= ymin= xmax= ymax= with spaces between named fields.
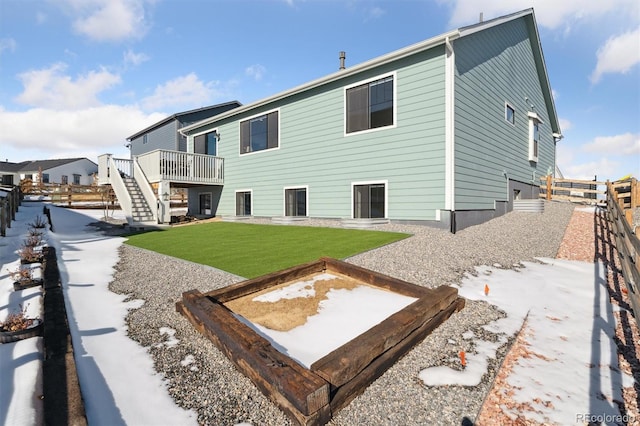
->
xmin=136 ymin=149 xmax=224 ymax=184
xmin=98 ymin=154 xmax=133 ymax=184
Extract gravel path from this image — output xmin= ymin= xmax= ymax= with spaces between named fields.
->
xmin=108 ymin=201 xmax=574 ymax=425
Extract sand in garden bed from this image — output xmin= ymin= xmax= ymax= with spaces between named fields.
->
xmin=225 ymin=272 xmax=373 ymax=331
xmin=224 ymin=272 xmax=418 ymax=367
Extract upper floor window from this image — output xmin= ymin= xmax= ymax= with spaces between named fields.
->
xmin=528 ymin=112 xmax=542 ymax=163
xmin=143 ymin=134 xmax=148 ymax=144
xmin=505 ymin=103 xmax=515 ymax=125
xmin=194 ymin=130 xmax=218 ymax=156
xmin=42 ymin=173 xmax=50 ymax=184
xmin=346 ymin=74 xmax=395 ymax=134
xmin=240 ymin=111 xmax=279 ymax=154
xmin=73 ymin=174 xmax=81 ymax=185
xmin=61 ymin=175 xmax=68 ymax=185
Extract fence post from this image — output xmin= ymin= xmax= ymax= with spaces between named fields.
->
xmin=546 ymin=175 xmax=552 ymax=201
xmin=0 ymin=198 xmax=5 ymax=237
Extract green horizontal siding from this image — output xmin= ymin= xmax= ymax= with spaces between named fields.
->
xmin=195 ymin=47 xmax=448 ymax=220
xmin=453 ymin=17 xmax=554 ymax=210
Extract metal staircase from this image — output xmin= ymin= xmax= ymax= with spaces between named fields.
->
xmin=123 ymin=178 xmax=155 ymax=223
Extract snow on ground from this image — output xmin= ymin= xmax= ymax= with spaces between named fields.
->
xmin=1 ymin=202 xmax=197 ymax=426
xmin=237 ymin=280 xmax=417 ymax=368
xmin=420 ymin=258 xmax=636 ymax=424
xmin=2 ymin=201 xmax=637 ymax=425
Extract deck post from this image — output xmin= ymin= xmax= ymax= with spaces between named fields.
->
xmin=546 ymin=175 xmax=552 ymax=201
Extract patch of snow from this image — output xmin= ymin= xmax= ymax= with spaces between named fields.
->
xmin=252 ymin=272 xmax=337 ymax=302
xmin=157 ymin=327 xmax=180 ymax=348
xmin=239 ymin=285 xmax=417 ymax=368
xmin=420 ymin=258 xmax=635 ymax=424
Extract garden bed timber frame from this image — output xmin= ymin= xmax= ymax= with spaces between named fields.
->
xmin=177 ymin=257 xmax=465 ymax=425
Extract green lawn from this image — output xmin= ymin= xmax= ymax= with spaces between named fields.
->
xmin=125 ymin=222 xmax=409 ymax=278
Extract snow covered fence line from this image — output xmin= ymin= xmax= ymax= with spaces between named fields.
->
xmin=606 ymin=186 xmax=640 ymax=331
xmin=41 ymin=245 xmax=87 ymax=424
xmin=0 ymin=185 xmax=21 ymax=236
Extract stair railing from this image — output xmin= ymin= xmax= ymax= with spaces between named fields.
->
xmin=106 ymin=155 xmax=133 ymax=224
xmin=132 ymin=157 xmax=158 ymax=223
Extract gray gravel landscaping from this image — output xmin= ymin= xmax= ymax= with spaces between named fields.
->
xmin=108 ymin=200 xmax=574 ymax=425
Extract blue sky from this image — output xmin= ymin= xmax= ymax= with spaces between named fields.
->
xmin=0 ymin=0 xmax=638 ymax=182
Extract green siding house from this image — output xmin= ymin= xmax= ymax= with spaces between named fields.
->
xmin=99 ymin=9 xmax=560 ymax=231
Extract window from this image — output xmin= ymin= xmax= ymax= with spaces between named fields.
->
xmin=285 ymin=187 xmax=307 ymax=217
xmin=235 ymin=190 xmax=252 ymax=216
xmin=143 ymin=134 xmax=148 ymax=144
xmin=199 ymin=193 xmax=212 ymax=215
xmin=346 ymin=75 xmax=394 ymax=134
xmin=194 ymin=130 xmax=218 ymax=155
xmin=240 ymin=111 xmax=278 ymax=154
xmin=353 ymin=182 xmax=386 ymax=219
xmin=42 ymin=173 xmax=50 ymax=184
xmin=528 ymin=112 xmax=543 ymax=162
xmin=505 ymin=103 xmax=515 ymax=125
xmin=73 ymin=174 xmax=81 ymax=185
xmin=61 ymin=175 xmax=68 ymax=184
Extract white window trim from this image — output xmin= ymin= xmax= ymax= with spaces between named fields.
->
xmin=343 ymin=72 xmax=398 ymax=137
xmin=505 ymin=102 xmax=515 ymax=126
xmin=235 ymin=188 xmax=253 ymax=216
xmin=239 ymin=108 xmax=281 ymax=156
xmin=528 ymin=111 xmax=543 ymax=163
xmin=350 ymin=179 xmax=389 ymax=219
xmin=283 ymin=185 xmax=309 ymax=217
xmin=191 ymin=128 xmax=220 ymax=156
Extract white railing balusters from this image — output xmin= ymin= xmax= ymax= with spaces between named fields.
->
xmin=134 ymin=149 xmax=224 ymax=185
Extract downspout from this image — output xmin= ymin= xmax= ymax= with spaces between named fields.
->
xmin=444 ymin=36 xmax=456 ymax=232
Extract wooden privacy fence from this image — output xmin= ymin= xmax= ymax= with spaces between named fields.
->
xmin=609 ymin=178 xmax=639 ymax=231
xmin=539 ymin=176 xmax=606 ymax=204
xmin=21 ymin=181 xmax=187 ymax=208
xmin=606 ymin=180 xmax=640 ymax=330
xmin=0 ymin=185 xmax=21 ymax=237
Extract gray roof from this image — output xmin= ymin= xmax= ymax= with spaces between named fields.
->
xmin=0 ymin=157 xmax=97 ymax=173
xmin=127 ymin=101 xmax=242 ymax=141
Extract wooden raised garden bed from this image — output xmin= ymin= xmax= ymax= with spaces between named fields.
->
xmin=177 ymin=257 xmax=464 ymax=425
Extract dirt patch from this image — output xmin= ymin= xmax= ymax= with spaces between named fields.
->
xmin=225 ymin=273 xmax=381 ymax=332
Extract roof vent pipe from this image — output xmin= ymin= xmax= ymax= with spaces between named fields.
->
xmin=479 ymin=12 xmax=483 ymax=22
xmin=339 ymin=51 xmax=346 ymax=70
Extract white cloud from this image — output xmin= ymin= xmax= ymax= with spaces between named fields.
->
xmin=444 ymin=0 xmax=638 ymax=30
xmin=60 ymin=0 xmax=150 ymax=42
xmin=557 ymin=155 xmax=619 ymax=181
xmin=123 ymin=49 xmax=149 ymax=67
xmin=0 ymin=38 xmax=17 ymax=55
xmin=583 ymin=132 xmax=640 ymax=156
xmin=365 ymin=6 xmax=386 ymax=22
xmin=15 ymin=63 xmax=121 ymax=109
xmin=558 ymin=118 xmax=571 ymax=132
xmin=245 ymin=64 xmax=266 ymax=81
xmin=0 ymin=105 xmax=165 ymax=161
xmin=141 ymin=73 xmax=220 ymax=111
xmin=591 ymin=27 xmax=640 ymax=83
xmin=36 ymin=11 xmax=47 ymax=24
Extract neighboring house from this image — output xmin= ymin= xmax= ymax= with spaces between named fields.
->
xmin=127 ymin=102 xmax=242 ymax=157
xmin=0 ymin=158 xmax=98 ymax=186
xmin=98 ymin=9 xmax=561 ymax=232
